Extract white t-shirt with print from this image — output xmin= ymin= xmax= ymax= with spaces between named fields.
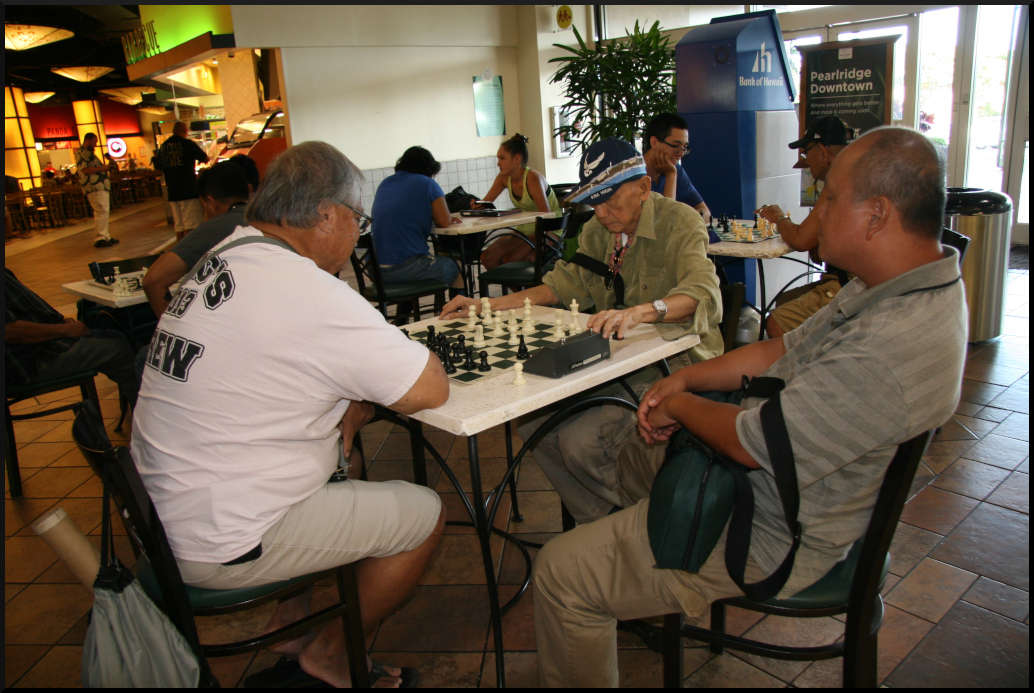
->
xmin=131 ymin=226 xmax=430 ymax=563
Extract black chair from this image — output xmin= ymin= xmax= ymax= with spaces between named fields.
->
xmin=350 ymin=235 xmax=449 ymax=324
xmin=478 ymin=212 xmax=571 ymax=297
xmin=719 ymin=282 xmax=746 ymax=353
xmin=941 ymin=227 xmax=970 ymax=266
xmin=70 ymin=400 xmax=371 ymax=688
xmin=661 ymin=430 xmax=934 ymax=688
xmin=5 ymin=369 xmax=101 ymax=497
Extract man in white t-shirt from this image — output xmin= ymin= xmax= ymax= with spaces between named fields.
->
xmin=132 ymin=141 xmax=449 ymax=688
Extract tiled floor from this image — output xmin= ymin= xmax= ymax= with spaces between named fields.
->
xmin=4 ymin=206 xmax=1029 ymax=687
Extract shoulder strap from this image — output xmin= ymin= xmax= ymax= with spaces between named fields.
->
xmin=568 ymin=252 xmax=625 ymax=307
xmin=184 ymin=235 xmax=298 ymax=284
xmin=724 ymin=379 xmax=802 ymax=601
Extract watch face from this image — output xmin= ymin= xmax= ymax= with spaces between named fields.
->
xmin=653 ymin=299 xmax=667 ymax=314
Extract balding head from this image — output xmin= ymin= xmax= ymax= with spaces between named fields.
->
xmin=173 ymin=121 xmax=188 ymax=137
xmin=848 ymin=127 xmax=945 ymax=239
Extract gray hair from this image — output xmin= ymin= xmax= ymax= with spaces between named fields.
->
xmin=851 ymin=126 xmax=945 ymax=239
xmin=246 ymin=141 xmax=363 ymax=229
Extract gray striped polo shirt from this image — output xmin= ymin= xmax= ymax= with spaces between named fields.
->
xmin=735 ymin=247 xmax=967 ymax=589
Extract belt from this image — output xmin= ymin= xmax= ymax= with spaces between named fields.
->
xmin=222 ymin=543 xmax=262 ymax=566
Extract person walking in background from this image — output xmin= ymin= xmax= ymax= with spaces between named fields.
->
xmin=76 ymin=133 xmax=118 ymax=248
xmin=158 ymin=121 xmax=209 ymax=240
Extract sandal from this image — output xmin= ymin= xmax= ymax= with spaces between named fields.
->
xmin=243 ymin=656 xmax=330 ymax=688
xmin=370 ymin=661 xmax=419 ymax=688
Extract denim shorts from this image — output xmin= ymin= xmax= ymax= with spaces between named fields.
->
xmin=380 ymin=254 xmax=458 ymax=285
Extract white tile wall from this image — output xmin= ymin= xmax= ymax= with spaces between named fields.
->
xmin=359 ymin=156 xmax=510 ymax=210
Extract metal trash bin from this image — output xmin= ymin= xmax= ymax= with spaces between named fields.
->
xmin=945 ymin=187 xmax=1014 ymax=342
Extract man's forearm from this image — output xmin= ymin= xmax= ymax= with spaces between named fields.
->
xmin=674 ymin=335 xmax=787 ymax=393
xmin=662 ymin=393 xmax=759 ymax=468
xmin=5 ymin=321 xmax=72 ymax=343
xmin=486 ymin=283 xmax=560 ymax=313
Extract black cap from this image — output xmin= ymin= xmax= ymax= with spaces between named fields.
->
xmin=789 ymin=116 xmax=855 ymax=149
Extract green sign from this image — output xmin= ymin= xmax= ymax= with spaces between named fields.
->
xmin=473 ymin=75 xmax=505 ymax=137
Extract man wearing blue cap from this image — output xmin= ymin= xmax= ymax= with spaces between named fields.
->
xmin=440 ymin=137 xmax=722 ymax=525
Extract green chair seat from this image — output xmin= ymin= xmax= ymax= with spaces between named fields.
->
xmin=479 ymin=261 xmax=536 ymax=285
xmin=361 ymin=279 xmax=449 ymax=302
xmin=765 ymin=542 xmax=888 ymax=610
xmin=136 ymin=557 xmax=312 ymax=611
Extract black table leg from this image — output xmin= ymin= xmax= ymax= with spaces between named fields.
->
xmin=468 ymin=434 xmax=507 ymax=688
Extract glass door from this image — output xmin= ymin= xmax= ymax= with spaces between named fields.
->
xmin=836 ymin=15 xmax=919 ymax=128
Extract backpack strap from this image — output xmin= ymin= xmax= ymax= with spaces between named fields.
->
xmin=724 ymin=377 xmax=802 ymax=601
xmin=184 ymin=235 xmax=298 ymax=284
xmin=568 ymin=252 xmax=625 ymax=307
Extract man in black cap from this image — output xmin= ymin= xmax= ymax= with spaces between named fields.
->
xmin=756 ymin=115 xmax=855 ymax=337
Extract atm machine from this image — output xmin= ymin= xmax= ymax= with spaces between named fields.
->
xmin=675 ymin=10 xmax=805 ymax=311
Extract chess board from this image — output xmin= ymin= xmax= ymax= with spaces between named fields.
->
xmin=713 ymin=219 xmax=778 ymax=244
xmin=403 ymin=319 xmax=565 ymax=384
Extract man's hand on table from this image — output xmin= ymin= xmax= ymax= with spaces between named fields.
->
xmin=61 ymin=318 xmax=90 ymax=338
xmin=439 ymin=295 xmax=479 ymax=320
xmin=586 ymin=305 xmax=649 ymax=340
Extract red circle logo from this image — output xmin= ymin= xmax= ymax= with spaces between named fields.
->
xmin=107 ymin=138 xmax=127 ymax=158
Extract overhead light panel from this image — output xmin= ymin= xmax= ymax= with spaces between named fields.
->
xmin=51 ymin=66 xmax=114 ymax=83
xmin=23 ymin=91 xmax=56 ymax=104
xmin=99 ymin=86 xmax=156 ymax=106
xmin=5 ymin=24 xmax=74 ymax=51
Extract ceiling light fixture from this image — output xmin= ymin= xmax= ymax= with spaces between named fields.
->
xmin=23 ymin=91 xmax=56 ymax=104
xmin=99 ymin=86 xmax=156 ymax=106
xmin=5 ymin=24 xmax=74 ymax=51
xmin=50 ymin=66 xmax=114 ymax=83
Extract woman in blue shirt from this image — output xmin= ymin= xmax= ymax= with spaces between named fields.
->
xmin=372 ymin=146 xmax=463 ymax=287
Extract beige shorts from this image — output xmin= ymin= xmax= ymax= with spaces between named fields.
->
xmin=177 ymin=479 xmax=442 ymax=589
xmin=170 ymin=198 xmax=204 ymax=234
xmin=770 ymin=277 xmax=841 ymax=333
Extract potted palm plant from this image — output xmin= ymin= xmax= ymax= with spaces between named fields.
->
xmin=549 ymin=20 xmax=677 ymax=152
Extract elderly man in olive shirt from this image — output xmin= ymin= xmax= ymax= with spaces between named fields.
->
xmin=439 ymin=138 xmax=722 ymax=523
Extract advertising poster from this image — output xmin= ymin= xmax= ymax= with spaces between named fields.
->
xmin=796 ymin=38 xmax=894 ymax=205
xmin=473 ymin=75 xmax=505 ymax=137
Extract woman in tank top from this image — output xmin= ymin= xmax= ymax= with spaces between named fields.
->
xmin=476 ymin=133 xmax=561 ymax=269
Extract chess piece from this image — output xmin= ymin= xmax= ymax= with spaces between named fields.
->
xmin=512 ymin=362 xmax=526 ymax=385
xmin=570 ymin=299 xmax=579 ymax=316
xmin=522 ymin=317 xmax=533 ymax=336
xmin=464 ymin=350 xmax=476 ymax=370
xmin=467 ymin=304 xmax=478 ymax=330
xmin=555 ymin=323 xmax=566 ymax=341
xmin=508 ymin=326 xmax=519 ymax=346
xmin=516 ymin=334 xmax=529 ymax=359
xmin=478 ymin=351 xmax=491 ymax=372
xmin=473 ymin=325 xmax=485 ymax=347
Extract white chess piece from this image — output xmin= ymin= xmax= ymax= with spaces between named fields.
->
xmin=512 ymin=362 xmax=526 ymax=385
xmin=508 ymin=326 xmax=519 ymax=346
xmin=492 ymin=315 xmax=505 ymax=338
xmin=555 ymin=323 xmax=566 ymax=341
xmin=467 ymin=305 xmax=478 ymax=330
xmin=570 ymin=299 xmax=579 ymax=315
xmin=473 ymin=325 xmax=486 ymax=347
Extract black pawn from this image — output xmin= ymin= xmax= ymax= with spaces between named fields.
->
xmin=464 ymin=350 xmax=476 ymax=370
xmin=478 ymin=351 xmax=491 ymax=372
xmin=427 ymin=325 xmax=435 ymax=341
xmin=516 ymin=334 xmax=529 ymax=360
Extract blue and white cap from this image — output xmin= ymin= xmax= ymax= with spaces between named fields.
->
xmin=565 ymin=137 xmax=647 ymax=206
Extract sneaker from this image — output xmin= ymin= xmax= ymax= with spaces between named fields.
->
xmin=107 ymin=237 xmax=119 ymax=246
xmin=93 ymin=238 xmax=111 ymax=248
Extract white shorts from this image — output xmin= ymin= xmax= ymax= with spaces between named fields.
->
xmin=170 ymin=198 xmax=204 ymax=234
xmin=176 ymin=479 xmax=442 ymax=589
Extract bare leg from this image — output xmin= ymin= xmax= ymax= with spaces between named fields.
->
xmin=480 ymin=236 xmax=535 ymax=269
xmin=297 ymin=506 xmax=447 ymax=687
xmin=265 ymin=588 xmax=318 ymax=656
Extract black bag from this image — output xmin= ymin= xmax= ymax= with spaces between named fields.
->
xmin=445 ymin=186 xmax=481 ymax=213
xmin=646 ymin=377 xmax=802 ymax=602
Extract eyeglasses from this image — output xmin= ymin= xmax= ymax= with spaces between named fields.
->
xmin=341 ymin=202 xmax=373 ymax=236
xmin=661 ymin=139 xmax=690 ymax=155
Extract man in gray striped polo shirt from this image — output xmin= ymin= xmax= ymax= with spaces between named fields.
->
xmin=532 ymin=126 xmax=968 ymax=688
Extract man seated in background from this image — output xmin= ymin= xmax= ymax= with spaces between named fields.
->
xmin=532 ymin=126 xmax=968 ymax=687
xmin=641 ymin=113 xmax=711 ymax=224
xmin=756 ymin=115 xmax=854 ymax=338
xmin=132 ymin=141 xmax=448 ymax=688
xmin=5 ymin=268 xmax=138 ymax=407
xmin=143 ymin=160 xmax=253 ymax=316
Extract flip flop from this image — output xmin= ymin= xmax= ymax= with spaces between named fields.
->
xmin=370 ymin=661 xmax=420 ymax=688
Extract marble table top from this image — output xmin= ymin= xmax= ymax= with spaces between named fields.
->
xmin=404 ymin=305 xmax=700 ymax=437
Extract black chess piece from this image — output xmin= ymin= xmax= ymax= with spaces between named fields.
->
xmin=464 ymin=350 xmax=476 ymax=370
xmin=478 ymin=351 xmax=491 ymax=372
xmin=456 ymin=334 xmax=466 ymax=351
xmin=427 ymin=325 xmax=435 ymax=341
xmin=443 ymin=354 xmax=457 ymax=374
xmin=516 ymin=334 xmax=529 ymax=360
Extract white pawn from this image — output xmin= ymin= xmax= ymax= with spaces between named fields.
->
xmin=555 ymin=322 xmax=566 ymax=341
xmin=473 ymin=324 xmax=486 ymax=347
xmin=570 ymin=299 xmax=579 ymax=316
xmin=512 ymin=362 xmax=526 ymax=386
xmin=492 ymin=315 xmax=505 ymax=338
xmin=467 ymin=304 xmax=478 ymax=330
xmin=508 ymin=326 xmax=519 ymax=346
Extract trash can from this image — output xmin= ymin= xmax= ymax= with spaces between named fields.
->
xmin=945 ymin=188 xmax=1014 ymax=342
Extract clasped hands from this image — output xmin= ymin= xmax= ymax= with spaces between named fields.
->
xmin=636 ymin=372 xmax=688 ymax=445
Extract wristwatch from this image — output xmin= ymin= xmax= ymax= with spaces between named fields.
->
xmin=652 ymin=299 xmax=668 ymax=320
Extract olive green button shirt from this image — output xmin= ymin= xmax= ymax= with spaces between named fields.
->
xmin=542 ymin=193 xmax=723 ymax=362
